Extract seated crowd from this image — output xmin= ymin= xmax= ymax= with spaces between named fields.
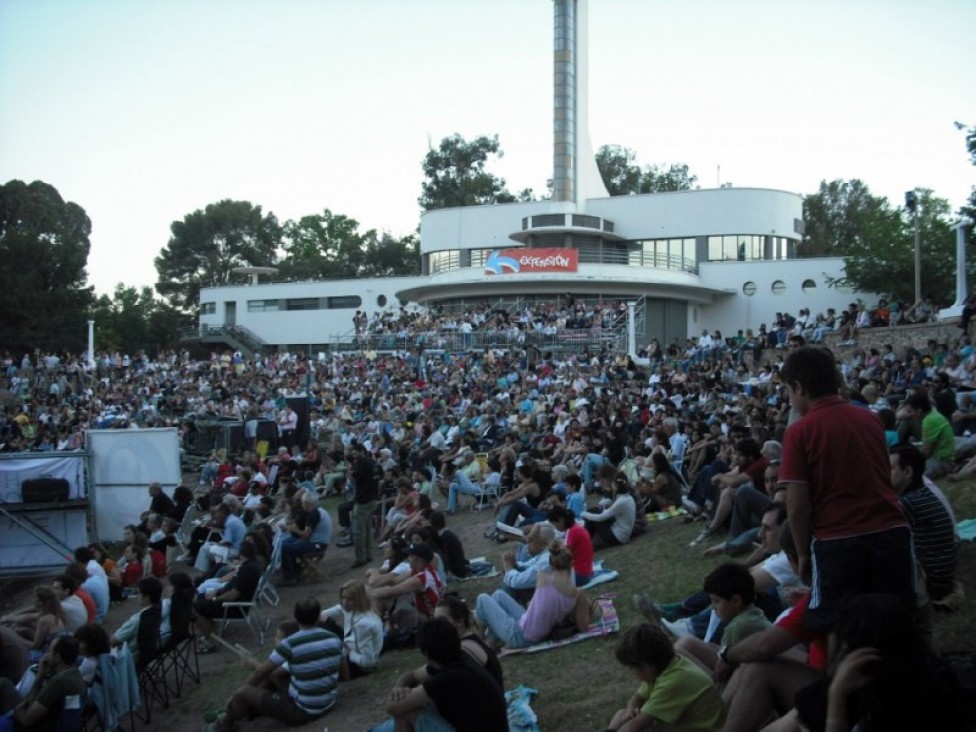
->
xmin=0 ymin=298 xmax=974 ymax=730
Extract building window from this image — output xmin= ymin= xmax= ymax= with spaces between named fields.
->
xmin=743 ymin=282 xmax=757 ymax=296
xmin=377 ymin=294 xmax=388 ymax=307
xmin=428 ymin=250 xmax=460 ymax=274
xmin=771 ymin=280 xmax=786 ymax=295
xmin=706 ymin=235 xmax=793 ymax=262
xmin=571 ymin=214 xmax=601 ymax=229
xmin=326 ymin=296 xmax=361 ymax=309
xmin=286 ymin=298 xmax=320 ymax=311
xmin=200 ymin=302 xmax=216 ymax=315
xmin=531 ymin=214 xmax=565 ymax=228
xmin=247 ymin=299 xmax=280 ymax=312
xmin=802 ymin=279 xmax=817 ymax=293
xmin=470 ymin=249 xmax=493 ymax=267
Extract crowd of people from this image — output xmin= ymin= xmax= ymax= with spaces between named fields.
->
xmin=0 ymin=294 xmax=973 ymax=731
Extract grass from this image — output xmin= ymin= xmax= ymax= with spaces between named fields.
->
xmin=122 ymin=482 xmax=976 ymax=731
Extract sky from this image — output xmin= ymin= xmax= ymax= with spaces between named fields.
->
xmin=1 ymin=0 xmax=974 ymax=296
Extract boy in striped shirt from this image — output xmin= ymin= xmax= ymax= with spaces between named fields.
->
xmin=208 ymin=598 xmax=342 ymax=731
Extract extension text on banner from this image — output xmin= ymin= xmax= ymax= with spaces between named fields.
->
xmin=484 ymin=248 xmax=578 ymax=275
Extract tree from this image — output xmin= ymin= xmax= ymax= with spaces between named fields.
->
xmin=87 ymin=285 xmax=187 ymax=355
xmin=278 ymin=210 xmax=371 ymax=281
xmin=0 ymin=179 xmax=94 ymax=353
xmin=419 ymin=134 xmax=517 ymax=211
xmin=818 ymin=183 xmax=964 ymax=306
xmin=641 ymin=163 xmax=698 ymax=193
xmin=154 ymin=200 xmax=280 ymax=311
xmin=800 ymin=179 xmax=898 ymax=257
xmin=362 ymin=232 xmax=420 ymax=278
xmin=595 ymin=145 xmax=698 ymax=196
xmin=595 ymin=145 xmax=640 ymax=195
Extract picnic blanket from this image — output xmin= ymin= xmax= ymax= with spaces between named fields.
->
xmin=646 ymin=506 xmax=689 ymax=522
xmin=957 ymin=519 xmax=976 ymax=543
xmin=499 ymin=596 xmax=620 ymax=656
xmin=580 ymin=559 xmax=619 ymax=590
xmin=506 ymin=685 xmax=540 ymax=732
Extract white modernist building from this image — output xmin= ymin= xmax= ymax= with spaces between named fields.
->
xmin=196 ymin=0 xmax=861 ymax=352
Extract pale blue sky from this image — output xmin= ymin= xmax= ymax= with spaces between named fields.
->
xmin=1 ymin=0 xmax=973 ymax=295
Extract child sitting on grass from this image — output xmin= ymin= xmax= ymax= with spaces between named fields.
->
xmin=674 ymin=562 xmax=771 ymax=682
xmin=607 ymin=623 xmax=724 ymax=732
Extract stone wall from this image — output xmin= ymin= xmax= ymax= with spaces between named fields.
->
xmin=822 ymin=317 xmax=967 ymax=356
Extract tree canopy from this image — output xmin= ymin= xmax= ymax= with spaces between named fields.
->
xmin=800 ymin=179 xmax=898 ymax=257
xmin=805 ymin=180 xmax=966 ymax=306
xmin=88 ymin=285 xmax=188 ymax=355
xmin=0 ymin=179 xmax=93 ymax=353
xmin=154 ymin=199 xmax=281 ymax=311
xmin=419 ymin=134 xmax=518 ymax=211
xmin=271 ymin=210 xmax=420 ymax=282
xmin=595 ymin=145 xmax=698 ymax=195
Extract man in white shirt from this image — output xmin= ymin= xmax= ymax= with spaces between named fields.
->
xmin=500 ymin=522 xmax=555 ymax=604
xmin=52 ymin=575 xmax=89 ymax=631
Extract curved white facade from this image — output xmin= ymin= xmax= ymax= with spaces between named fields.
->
xmin=196 ymin=185 xmax=861 ymax=351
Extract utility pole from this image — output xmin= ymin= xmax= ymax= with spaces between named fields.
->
xmin=906 ymin=190 xmax=921 ymax=305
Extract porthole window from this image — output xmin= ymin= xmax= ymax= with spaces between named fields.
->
xmin=743 ymin=282 xmax=757 ymax=296
xmin=771 ymin=280 xmax=786 ymax=295
xmin=801 ymin=279 xmax=817 ymax=294
xmin=377 ymin=294 xmax=388 ymax=307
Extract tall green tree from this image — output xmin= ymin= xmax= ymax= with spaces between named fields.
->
xmin=419 ymin=134 xmax=516 ymax=211
xmin=817 ymin=183 xmax=964 ymax=306
xmin=154 ymin=200 xmax=280 ymax=311
xmin=0 ymin=179 xmax=93 ymax=353
xmin=362 ymin=232 xmax=420 ymax=277
xmin=88 ymin=285 xmax=187 ymax=355
xmin=595 ymin=145 xmax=698 ymax=195
xmin=278 ymin=210 xmax=371 ymax=281
xmin=800 ymin=179 xmax=898 ymax=257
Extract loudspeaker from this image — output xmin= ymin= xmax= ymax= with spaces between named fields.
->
xmin=22 ymin=478 xmax=70 ymax=503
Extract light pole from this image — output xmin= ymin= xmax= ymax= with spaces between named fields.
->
xmin=906 ymin=189 xmax=921 ymax=305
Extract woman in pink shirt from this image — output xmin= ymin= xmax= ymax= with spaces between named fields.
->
xmin=474 ymin=541 xmax=591 ymax=648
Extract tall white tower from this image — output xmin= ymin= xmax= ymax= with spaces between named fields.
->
xmin=552 ymin=0 xmax=609 ymax=206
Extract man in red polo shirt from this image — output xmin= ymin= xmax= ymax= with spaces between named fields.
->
xmin=779 ymin=346 xmax=913 ymax=633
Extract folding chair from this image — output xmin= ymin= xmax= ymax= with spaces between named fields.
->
xmin=175 ymin=505 xmax=203 ymax=551
xmin=219 ymin=548 xmax=280 ymax=645
xmin=86 ymin=649 xmax=138 ymax=732
xmin=160 ymin=591 xmax=200 ymax=698
xmin=470 ymin=472 xmax=502 ymax=511
xmin=134 ymin=605 xmax=168 ymax=724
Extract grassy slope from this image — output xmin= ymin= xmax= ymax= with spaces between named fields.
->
xmin=142 ymin=481 xmax=976 ymax=731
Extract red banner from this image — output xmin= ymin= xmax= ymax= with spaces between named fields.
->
xmin=484 ymin=248 xmax=578 ymax=275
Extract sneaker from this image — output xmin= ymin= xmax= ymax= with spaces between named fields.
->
xmin=662 ymin=618 xmax=694 ymax=639
xmin=632 ymin=593 xmax=663 ymax=625
xmin=689 ymin=529 xmax=712 ymax=547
